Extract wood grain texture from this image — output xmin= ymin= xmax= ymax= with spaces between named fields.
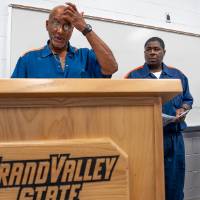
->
xmin=0 ymin=79 xmax=181 ymax=102
xmin=0 ymin=97 xmax=157 ymax=108
xmin=0 ymin=139 xmax=129 ymax=200
xmin=0 ymin=102 xmax=162 ymax=200
xmin=153 ymin=97 xmax=165 ymax=200
xmin=0 ymin=79 xmax=175 ymax=200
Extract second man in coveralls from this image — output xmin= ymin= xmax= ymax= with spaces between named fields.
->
xmin=125 ymin=37 xmax=193 ymax=200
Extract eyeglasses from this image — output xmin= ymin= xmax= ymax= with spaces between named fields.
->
xmin=50 ymin=20 xmax=72 ymax=32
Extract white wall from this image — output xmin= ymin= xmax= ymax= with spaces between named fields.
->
xmin=1 ymin=0 xmax=200 ymax=77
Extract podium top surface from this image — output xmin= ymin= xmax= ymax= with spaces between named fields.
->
xmin=0 ymin=79 xmax=182 ymax=102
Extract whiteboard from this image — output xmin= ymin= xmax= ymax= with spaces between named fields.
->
xmin=9 ymin=5 xmax=200 ymax=126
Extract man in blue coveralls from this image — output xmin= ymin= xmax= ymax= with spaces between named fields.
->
xmin=125 ymin=37 xmax=193 ymax=200
xmin=12 ymin=3 xmax=118 ymax=78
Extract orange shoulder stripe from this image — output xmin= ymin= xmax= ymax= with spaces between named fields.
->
xmin=167 ymin=65 xmax=177 ymax=69
xmin=124 ymin=65 xmax=143 ymax=78
xmin=167 ymin=65 xmax=185 ymax=75
xmin=21 ymin=46 xmax=44 ymax=57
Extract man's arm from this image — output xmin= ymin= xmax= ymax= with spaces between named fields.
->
xmin=63 ymin=3 xmax=118 ymax=75
xmin=84 ymin=31 xmax=118 ymax=75
xmin=176 ymin=74 xmax=193 ymax=121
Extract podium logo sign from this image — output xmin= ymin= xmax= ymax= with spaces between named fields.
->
xmin=0 ymin=154 xmax=118 ymax=200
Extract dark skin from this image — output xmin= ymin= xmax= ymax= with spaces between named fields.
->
xmin=46 ymin=6 xmax=72 ymax=68
xmin=144 ymin=40 xmax=189 ymax=121
xmin=46 ymin=3 xmax=118 ymax=74
xmin=144 ymin=41 xmax=165 ymax=72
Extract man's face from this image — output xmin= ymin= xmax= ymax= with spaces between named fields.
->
xmin=144 ymin=41 xmax=165 ymax=67
xmin=46 ymin=7 xmax=73 ymax=51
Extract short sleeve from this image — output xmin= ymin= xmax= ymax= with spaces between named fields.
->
xmin=86 ymin=49 xmax=111 ymax=78
xmin=181 ymin=74 xmax=193 ymax=107
xmin=11 ymin=56 xmax=27 ymax=78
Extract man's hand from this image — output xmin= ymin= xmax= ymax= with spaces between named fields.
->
xmin=175 ymin=108 xmax=187 ymax=122
xmin=63 ymin=2 xmax=86 ymax=32
xmin=62 ymin=2 xmax=118 ymax=75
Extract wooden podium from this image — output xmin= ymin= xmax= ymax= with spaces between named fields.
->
xmin=0 ymin=79 xmax=182 ymax=200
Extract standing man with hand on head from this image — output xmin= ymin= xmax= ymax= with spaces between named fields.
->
xmin=12 ymin=3 xmax=118 ymax=78
xmin=125 ymin=37 xmax=193 ymax=200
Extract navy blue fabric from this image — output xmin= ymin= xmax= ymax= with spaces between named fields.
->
xmin=11 ymin=41 xmax=111 ymax=78
xmin=164 ymin=132 xmax=185 ymax=200
xmin=126 ymin=63 xmax=193 ymax=200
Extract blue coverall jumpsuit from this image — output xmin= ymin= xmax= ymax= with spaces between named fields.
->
xmin=126 ymin=63 xmax=193 ymax=200
xmin=11 ymin=41 xmax=111 ymax=79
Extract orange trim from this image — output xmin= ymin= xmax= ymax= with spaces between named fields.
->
xmin=124 ymin=65 xmax=143 ymax=78
xmin=168 ymin=65 xmax=185 ymax=75
xmin=167 ymin=65 xmax=177 ymax=70
xmin=21 ymin=46 xmax=44 ymax=57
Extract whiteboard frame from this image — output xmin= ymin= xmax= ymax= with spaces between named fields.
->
xmin=9 ymin=3 xmax=200 ymax=38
